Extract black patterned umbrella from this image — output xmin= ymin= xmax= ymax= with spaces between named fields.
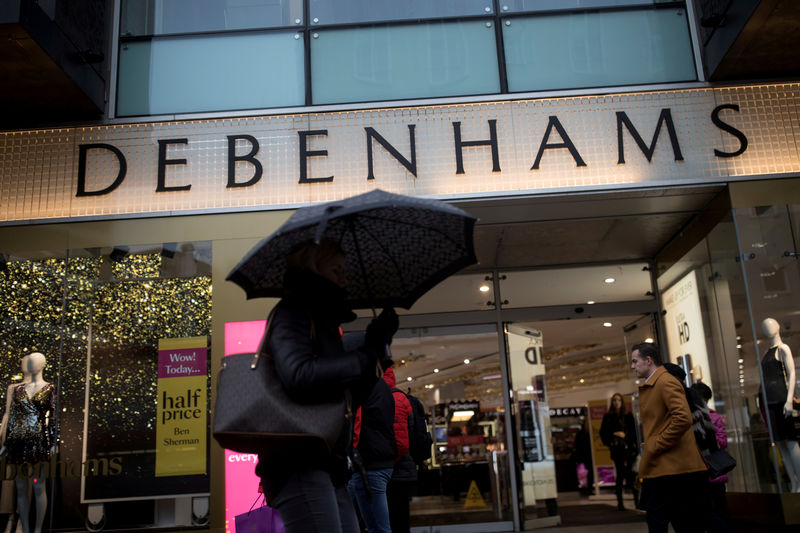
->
xmin=226 ymin=189 xmax=477 ymax=309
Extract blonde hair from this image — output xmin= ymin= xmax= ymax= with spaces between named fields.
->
xmin=286 ymin=240 xmax=344 ymax=275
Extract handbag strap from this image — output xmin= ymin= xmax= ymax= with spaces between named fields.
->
xmin=250 ymin=305 xmax=317 ymax=369
xmin=250 ymin=307 xmax=279 ymax=369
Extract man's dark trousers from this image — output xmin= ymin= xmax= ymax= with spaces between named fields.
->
xmin=641 ymin=471 xmax=710 ymax=533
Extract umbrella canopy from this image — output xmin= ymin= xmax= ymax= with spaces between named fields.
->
xmin=226 ymin=189 xmax=478 ymax=309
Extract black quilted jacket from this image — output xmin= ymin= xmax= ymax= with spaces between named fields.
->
xmin=256 ymin=268 xmax=381 ymax=496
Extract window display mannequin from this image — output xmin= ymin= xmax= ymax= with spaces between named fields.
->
xmin=761 ymin=318 xmax=800 ymax=492
xmin=0 ymin=353 xmax=56 ymax=533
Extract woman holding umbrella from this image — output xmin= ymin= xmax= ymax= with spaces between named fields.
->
xmin=226 ymin=189 xmax=477 ymax=532
xmin=254 ymin=239 xmax=399 ymax=533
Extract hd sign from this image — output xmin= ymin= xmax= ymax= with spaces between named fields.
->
xmin=661 ymin=270 xmax=712 ymax=393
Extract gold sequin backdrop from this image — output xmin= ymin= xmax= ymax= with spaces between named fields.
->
xmin=0 ymin=252 xmax=211 ymax=456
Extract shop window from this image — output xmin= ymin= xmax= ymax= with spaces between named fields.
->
xmin=390 ymin=324 xmax=513 ymax=529
xmin=502 ymin=8 xmax=696 ymax=92
xmin=117 ymin=31 xmax=305 ymax=116
xmin=120 ymin=0 xmax=303 ymax=37
xmin=310 ymin=20 xmax=500 ymax=105
xmin=309 ymin=0 xmax=491 ymax=25
xmin=656 ymin=211 xmax=792 ymax=494
xmin=733 ymin=205 xmax=800 ymax=493
xmin=0 ymin=242 xmax=212 ymax=530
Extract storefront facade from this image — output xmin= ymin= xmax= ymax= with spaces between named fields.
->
xmin=3 ymin=0 xmax=800 ymax=530
xmin=2 ymin=81 xmax=800 ymax=531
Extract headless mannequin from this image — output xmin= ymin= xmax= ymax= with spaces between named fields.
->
xmin=0 ymin=353 xmax=53 ymax=533
xmin=762 ymin=318 xmax=800 ymax=492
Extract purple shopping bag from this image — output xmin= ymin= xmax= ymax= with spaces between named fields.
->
xmin=234 ymin=504 xmax=285 ymax=533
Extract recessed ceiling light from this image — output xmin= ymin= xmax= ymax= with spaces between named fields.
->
xmin=464 ymin=359 xmax=470 ymax=365
xmin=645 ymin=338 xmax=654 ymax=343
xmin=737 ymin=359 xmax=743 ymax=364
xmin=407 ymin=376 xmax=413 ymax=381
xmin=587 ymin=300 xmax=595 ymax=305
xmin=604 ymin=277 xmax=615 ymax=283
xmin=579 ymin=378 xmax=585 ymax=383
xmin=434 ymin=368 xmax=439 ymax=373
xmin=479 ymin=284 xmax=490 ymax=292
xmin=562 ymin=375 xmax=566 ymax=380
xmin=603 ymin=322 xmax=612 ymax=327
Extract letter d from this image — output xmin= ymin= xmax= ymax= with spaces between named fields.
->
xmin=77 ymin=143 xmax=127 ymax=197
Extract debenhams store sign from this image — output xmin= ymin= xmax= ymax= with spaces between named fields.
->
xmin=1 ymin=83 xmax=798 ymax=223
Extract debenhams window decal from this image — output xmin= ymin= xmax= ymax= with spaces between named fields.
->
xmin=1 ymin=84 xmax=798 ymax=223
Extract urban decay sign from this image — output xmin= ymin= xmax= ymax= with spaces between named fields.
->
xmin=2 ymin=83 xmax=799 ymax=223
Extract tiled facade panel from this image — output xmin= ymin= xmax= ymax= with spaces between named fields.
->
xmin=1 ymin=84 xmax=798 ymax=223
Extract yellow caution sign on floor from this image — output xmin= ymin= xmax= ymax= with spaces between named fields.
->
xmin=463 ymin=480 xmax=488 ymax=509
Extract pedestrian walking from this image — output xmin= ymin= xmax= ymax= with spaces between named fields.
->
xmin=252 ymin=240 xmax=399 ymax=533
xmin=385 ymin=367 xmax=416 ymax=533
xmin=631 ymin=342 xmax=710 ymax=533
xmin=599 ymin=393 xmax=639 ymax=510
xmin=692 ymin=382 xmax=734 ymax=533
xmin=347 ymin=358 xmax=398 ymax=533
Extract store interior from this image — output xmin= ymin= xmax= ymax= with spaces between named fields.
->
xmin=343 ymin=186 xmax=728 ymax=528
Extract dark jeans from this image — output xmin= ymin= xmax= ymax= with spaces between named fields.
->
xmin=269 ymin=469 xmax=360 ymax=533
xmin=613 ymin=455 xmax=635 ymax=501
xmin=386 ymin=480 xmax=414 ymax=533
xmin=641 ymin=471 xmax=710 ymax=533
xmin=347 ymin=468 xmax=392 ymax=533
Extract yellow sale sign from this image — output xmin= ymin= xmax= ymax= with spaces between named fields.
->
xmin=156 ymin=337 xmax=208 ymax=477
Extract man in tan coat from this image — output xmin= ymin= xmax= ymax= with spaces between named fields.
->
xmin=631 ymin=342 xmax=709 ymax=533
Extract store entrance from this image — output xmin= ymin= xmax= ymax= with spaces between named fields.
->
xmin=505 ymin=314 xmax=655 ymax=527
xmin=353 ymin=258 xmax=662 ymax=531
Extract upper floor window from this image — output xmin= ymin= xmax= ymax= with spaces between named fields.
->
xmin=120 ymin=0 xmax=303 ymax=36
xmin=116 ymin=2 xmax=696 ymax=117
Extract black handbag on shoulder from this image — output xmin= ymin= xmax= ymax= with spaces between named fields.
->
xmin=704 ymin=448 xmax=737 ymax=478
xmin=212 ymin=309 xmax=349 ymax=457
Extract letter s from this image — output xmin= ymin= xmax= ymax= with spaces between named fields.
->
xmin=711 ymin=104 xmax=748 ymax=158
xmin=109 ymin=457 xmax=123 ymax=475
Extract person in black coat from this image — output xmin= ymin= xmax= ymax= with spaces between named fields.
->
xmin=254 ymin=240 xmax=399 ymax=533
xmin=347 ymin=360 xmax=397 ymax=533
xmin=599 ymin=393 xmax=639 ymax=510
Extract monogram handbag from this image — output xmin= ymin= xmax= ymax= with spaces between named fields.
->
xmin=213 ymin=310 xmax=349 ymax=456
xmin=704 ymin=448 xmax=737 ymax=479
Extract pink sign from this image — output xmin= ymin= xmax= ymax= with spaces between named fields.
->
xmin=157 ymin=347 xmax=207 ymax=378
xmin=224 ymin=320 xmax=267 ymax=533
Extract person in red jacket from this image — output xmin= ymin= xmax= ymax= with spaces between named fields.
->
xmin=384 ymin=367 xmax=417 ymax=533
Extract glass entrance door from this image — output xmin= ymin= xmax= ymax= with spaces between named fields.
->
xmin=390 ymin=323 xmax=514 ymax=532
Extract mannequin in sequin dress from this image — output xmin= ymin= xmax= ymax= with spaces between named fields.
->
xmin=0 ymin=353 xmax=56 ymax=533
xmin=761 ymin=318 xmax=800 ymax=492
